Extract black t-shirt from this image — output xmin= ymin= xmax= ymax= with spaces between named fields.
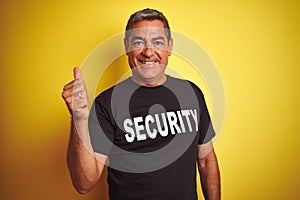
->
xmin=88 ymin=76 xmax=215 ymax=200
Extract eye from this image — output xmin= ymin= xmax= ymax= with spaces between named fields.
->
xmin=154 ymin=40 xmax=164 ymax=46
xmin=133 ymin=40 xmax=144 ymax=48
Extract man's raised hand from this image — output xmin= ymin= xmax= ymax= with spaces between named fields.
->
xmin=62 ymin=67 xmax=89 ymax=121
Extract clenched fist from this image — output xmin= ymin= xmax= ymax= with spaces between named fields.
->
xmin=62 ymin=67 xmax=89 ymax=121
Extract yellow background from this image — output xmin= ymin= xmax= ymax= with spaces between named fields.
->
xmin=0 ymin=0 xmax=299 ymax=199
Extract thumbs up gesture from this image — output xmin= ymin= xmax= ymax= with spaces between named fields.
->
xmin=62 ymin=67 xmax=89 ymax=121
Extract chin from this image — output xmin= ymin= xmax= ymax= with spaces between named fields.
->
xmin=140 ymin=75 xmax=156 ymax=81
xmin=135 ymin=69 xmax=157 ymax=79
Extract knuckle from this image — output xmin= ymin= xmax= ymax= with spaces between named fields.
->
xmin=62 ymin=92 xmax=68 ymax=100
xmin=74 ymin=84 xmax=82 ymax=91
xmin=65 ymin=97 xmax=72 ymax=104
xmin=80 ymin=82 xmax=86 ymax=90
xmin=74 ymin=79 xmax=82 ymax=85
xmin=81 ymin=89 xmax=87 ymax=96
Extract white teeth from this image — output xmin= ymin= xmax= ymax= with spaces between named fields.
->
xmin=143 ymin=61 xmax=155 ymax=65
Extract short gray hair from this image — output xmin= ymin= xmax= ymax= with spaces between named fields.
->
xmin=125 ymin=8 xmax=171 ymax=41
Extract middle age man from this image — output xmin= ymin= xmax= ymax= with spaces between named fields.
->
xmin=62 ymin=8 xmax=220 ymax=200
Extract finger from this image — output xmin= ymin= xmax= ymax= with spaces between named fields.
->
xmin=73 ymin=99 xmax=89 ymax=110
xmin=62 ymin=89 xmax=75 ymax=100
xmin=63 ymin=83 xmax=86 ymax=102
xmin=63 ymin=78 xmax=85 ymax=92
xmin=73 ymin=67 xmax=82 ymax=80
xmin=63 ymin=87 xmax=83 ymax=101
xmin=72 ymin=97 xmax=89 ymax=111
xmin=73 ymin=89 xmax=87 ymax=100
xmin=63 ymin=80 xmax=76 ymax=90
xmin=63 ymin=91 xmax=88 ymax=110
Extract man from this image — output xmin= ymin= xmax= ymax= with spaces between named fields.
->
xmin=62 ymin=8 xmax=220 ymax=200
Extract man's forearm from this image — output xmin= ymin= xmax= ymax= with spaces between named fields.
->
xmin=198 ymin=150 xmax=221 ymax=200
xmin=67 ymin=119 xmax=102 ymax=194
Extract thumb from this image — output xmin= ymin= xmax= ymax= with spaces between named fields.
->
xmin=73 ymin=67 xmax=82 ymax=80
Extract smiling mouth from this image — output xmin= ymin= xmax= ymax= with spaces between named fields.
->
xmin=139 ymin=60 xmax=157 ymax=65
xmin=143 ymin=61 xmax=155 ymax=65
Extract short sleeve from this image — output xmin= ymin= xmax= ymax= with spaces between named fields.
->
xmin=190 ymin=83 xmax=216 ymax=144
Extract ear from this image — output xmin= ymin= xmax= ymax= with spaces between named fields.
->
xmin=168 ymin=38 xmax=173 ymax=56
xmin=124 ymin=38 xmax=129 ymax=55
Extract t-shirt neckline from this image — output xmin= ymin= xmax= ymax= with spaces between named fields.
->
xmin=129 ymin=75 xmax=170 ymax=89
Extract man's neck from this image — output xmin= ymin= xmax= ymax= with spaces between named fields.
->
xmin=131 ymin=74 xmax=167 ymax=87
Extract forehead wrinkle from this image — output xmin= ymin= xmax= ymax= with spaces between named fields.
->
xmin=128 ymin=27 xmax=167 ymax=41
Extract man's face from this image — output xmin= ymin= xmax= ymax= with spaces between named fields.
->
xmin=125 ymin=20 xmax=173 ymax=85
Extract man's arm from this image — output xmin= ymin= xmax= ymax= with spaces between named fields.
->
xmin=197 ymin=141 xmax=221 ymax=200
xmin=62 ymin=67 xmax=107 ymax=194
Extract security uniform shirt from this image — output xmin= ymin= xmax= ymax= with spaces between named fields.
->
xmin=89 ymin=76 xmax=215 ymax=200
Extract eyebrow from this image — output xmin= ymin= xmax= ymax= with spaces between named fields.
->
xmin=130 ymin=36 xmax=167 ymax=42
xmin=151 ymin=36 xmax=166 ymax=41
xmin=131 ymin=36 xmax=144 ymax=42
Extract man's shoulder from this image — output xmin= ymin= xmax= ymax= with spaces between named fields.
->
xmin=166 ymin=75 xmax=202 ymax=92
xmin=94 ymin=78 xmax=132 ymax=102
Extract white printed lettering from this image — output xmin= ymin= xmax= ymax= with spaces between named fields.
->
xmin=181 ymin=110 xmax=192 ymax=132
xmin=145 ymin=115 xmax=157 ymax=139
xmin=134 ymin=116 xmax=146 ymax=141
xmin=124 ymin=118 xmax=135 ymax=143
xmin=155 ymin=113 xmax=168 ymax=137
xmin=177 ymin=111 xmax=186 ymax=133
xmin=123 ymin=109 xmax=198 ymax=142
xmin=190 ymin=109 xmax=199 ymax=132
xmin=167 ymin=111 xmax=181 ymax=135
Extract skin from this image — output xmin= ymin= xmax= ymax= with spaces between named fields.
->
xmin=62 ymin=20 xmax=220 ymax=199
xmin=198 ymin=141 xmax=221 ymax=200
xmin=62 ymin=67 xmax=106 ymax=194
xmin=124 ymin=20 xmax=173 ymax=86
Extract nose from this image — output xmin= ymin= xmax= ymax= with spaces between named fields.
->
xmin=142 ymin=46 xmax=155 ymax=58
